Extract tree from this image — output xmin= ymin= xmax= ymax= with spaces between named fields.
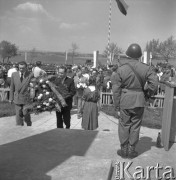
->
xmin=145 ymin=36 xmax=176 ymax=62
xmin=0 ymin=40 xmax=18 ymax=64
xmin=145 ymin=39 xmax=160 ymax=59
xmin=70 ymin=43 xmax=79 ymax=65
xmin=158 ymin=36 xmax=176 ymax=62
xmin=103 ymin=43 xmax=123 ymax=64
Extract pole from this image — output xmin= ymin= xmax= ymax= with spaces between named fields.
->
xmin=107 ymin=0 xmax=112 ymax=65
xmin=65 ymin=51 xmax=68 ymax=64
xmin=93 ymin=51 xmax=99 ymax=68
xmin=25 ymin=52 xmax=27 ymax=62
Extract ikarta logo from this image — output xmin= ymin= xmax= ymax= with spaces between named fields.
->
xmin=115 ymin=161 xmax=175 ymax=180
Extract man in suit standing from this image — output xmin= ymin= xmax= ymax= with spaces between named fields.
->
xmin=9 ymin=61 xmax=33 ymax=126
xmin=54 ymin=66 xmax=76 ymax=129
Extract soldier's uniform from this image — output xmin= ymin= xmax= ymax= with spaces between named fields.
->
xmin=111 ymin=44 xmax=158 ymax=158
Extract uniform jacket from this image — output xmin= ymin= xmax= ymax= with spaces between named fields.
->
xmin=10 ymin=71 xmax=33 ymax=105
xmin=54 ymin=76 xmax=76 ymax=109
xmin=111 ymin=60 xmax=158 ymax=110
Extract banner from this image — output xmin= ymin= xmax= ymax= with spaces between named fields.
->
xmin=115 ymin=0 xmax=129 ymax=15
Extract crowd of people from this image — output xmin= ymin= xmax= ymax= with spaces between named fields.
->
xmin=1 ymin=43 xmax=176 ymax=159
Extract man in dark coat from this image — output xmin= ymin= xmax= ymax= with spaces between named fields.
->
xmin=54 ymin=66 xmax=76 ymax=129
xmin=111 ymin=44 xmax=158 ymax=158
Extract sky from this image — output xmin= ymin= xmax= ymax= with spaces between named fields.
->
xmin=0 ymin=0 xmax=176 ymax=54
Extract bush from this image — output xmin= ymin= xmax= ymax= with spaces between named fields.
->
xmin=0 ymin=102 xmax=15 ymax=117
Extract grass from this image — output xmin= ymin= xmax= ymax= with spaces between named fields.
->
xmin=0 ymin=101 xmax=15 ymax=118
xmin=0 ymin=102 xmax=163 ymax=129
xmin=101 ymin=105 xmax=162 ymax=129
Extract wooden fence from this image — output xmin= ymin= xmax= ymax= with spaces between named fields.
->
xmin=0 ymin=88 xmax=10 ymax=102
xmin=100 ymin=91 xmax=165 ymax=108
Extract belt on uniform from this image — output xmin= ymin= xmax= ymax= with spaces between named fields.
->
xmin=122 ymin=88 xmax=143 ymax=93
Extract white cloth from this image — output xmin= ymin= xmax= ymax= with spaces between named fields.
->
xmin=7 ymin=68 xmax=17 ymax=78
xmin=88 ymin=85 xmax=95 ymax=92
xmin=157 ymin=72 xmax=163 ymax=81
xmin=19 ymin=71 xmax=24 ymax=78
xmin=82 ymin=73 xmax=90 ymax=80
xmin=32 ymin=67 xmax=46 ymax=77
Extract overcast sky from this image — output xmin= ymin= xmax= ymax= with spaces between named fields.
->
xmin=0 ymin=0 xmax=176 ymax=53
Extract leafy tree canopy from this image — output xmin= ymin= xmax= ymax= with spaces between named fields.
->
xmin=103 ymin=42 xmax=124 ymax=64
xmin=145 ymin=36 xmax=176 ymax=62
xmin=0 ymin=40 xmax=18 ymax=64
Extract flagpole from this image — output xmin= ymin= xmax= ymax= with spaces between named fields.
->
xmin=107 ymin=0 xmax=112 ymax=65
xmin=65 ymin=51 xmax=68 ymax=64
xmin=106 ymin=0 xmax=128 ymax=66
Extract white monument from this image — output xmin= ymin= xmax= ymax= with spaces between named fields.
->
xmin=143 ymin=51 xmax=148 ymax=64
xmin=25 ymin=52 xmax=27 ymax=62
xmin=93 ymin=51 xmax=99 ymax=68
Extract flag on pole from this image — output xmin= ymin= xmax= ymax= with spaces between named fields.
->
xmin=115 ymin=0 xmax=128 ymax=15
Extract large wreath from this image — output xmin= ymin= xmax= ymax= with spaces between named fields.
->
xmin=23 ymin=75 xmax=70 ymax=115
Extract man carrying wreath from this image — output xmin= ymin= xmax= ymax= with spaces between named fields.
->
xmin=54 ymin=66 xmax=76 ymax=129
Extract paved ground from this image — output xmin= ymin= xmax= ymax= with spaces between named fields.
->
xmin=0 ymin=108 xmax=175 ymax=180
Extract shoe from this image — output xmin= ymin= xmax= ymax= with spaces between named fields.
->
xmin=128 ymin=145 xmax=138 ymax=159
xmin=117 ymin=144 xmax=128 ymax=158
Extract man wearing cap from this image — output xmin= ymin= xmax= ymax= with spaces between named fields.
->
xmin=111 ymin=43 xmax=158 ymax=158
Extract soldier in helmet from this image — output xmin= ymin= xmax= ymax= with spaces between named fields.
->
xmin=111 ymin=43 xmax=158 ymax=158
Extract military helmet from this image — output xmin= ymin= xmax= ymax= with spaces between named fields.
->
xmin=126 ymin=43 xmax=142 ymax=59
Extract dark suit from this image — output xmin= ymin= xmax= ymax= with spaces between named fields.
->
xmin=10 ymin=71 xmax=33 ymax=126
xmin=54 ymin=76 xmax=76 ymax=128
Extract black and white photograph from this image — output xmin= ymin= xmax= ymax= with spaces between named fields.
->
xmin=0 ymin=0 xmax=176 ymax=179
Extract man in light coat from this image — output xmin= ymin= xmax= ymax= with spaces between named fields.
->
xmin=10 ymin=61 xmax=33 ymax=126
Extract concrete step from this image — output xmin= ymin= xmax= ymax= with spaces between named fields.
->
xmin=0 ymin=128 xmax=116 ymax=180
xmin=47 ymin=156 xmax=112 ymax=180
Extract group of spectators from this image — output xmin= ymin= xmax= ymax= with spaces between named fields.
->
xmin=0 ymin=60 xmax=175 ymax=95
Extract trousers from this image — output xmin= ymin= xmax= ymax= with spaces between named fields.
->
xmin=15 ymin=104 xmax=32 ymax=126
xmin=77 ymin=97 xmax=82 ymax=116
xmin=118 ymin=107 xmax=144 ymax=146
xmin=56 ymin=106 xmax=71 ymax=128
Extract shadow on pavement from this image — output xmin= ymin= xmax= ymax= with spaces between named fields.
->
xmin=137 ymin=136 xmax=156 ymax=156
xmin=0 ymin=129 xmax=98 ymax=180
